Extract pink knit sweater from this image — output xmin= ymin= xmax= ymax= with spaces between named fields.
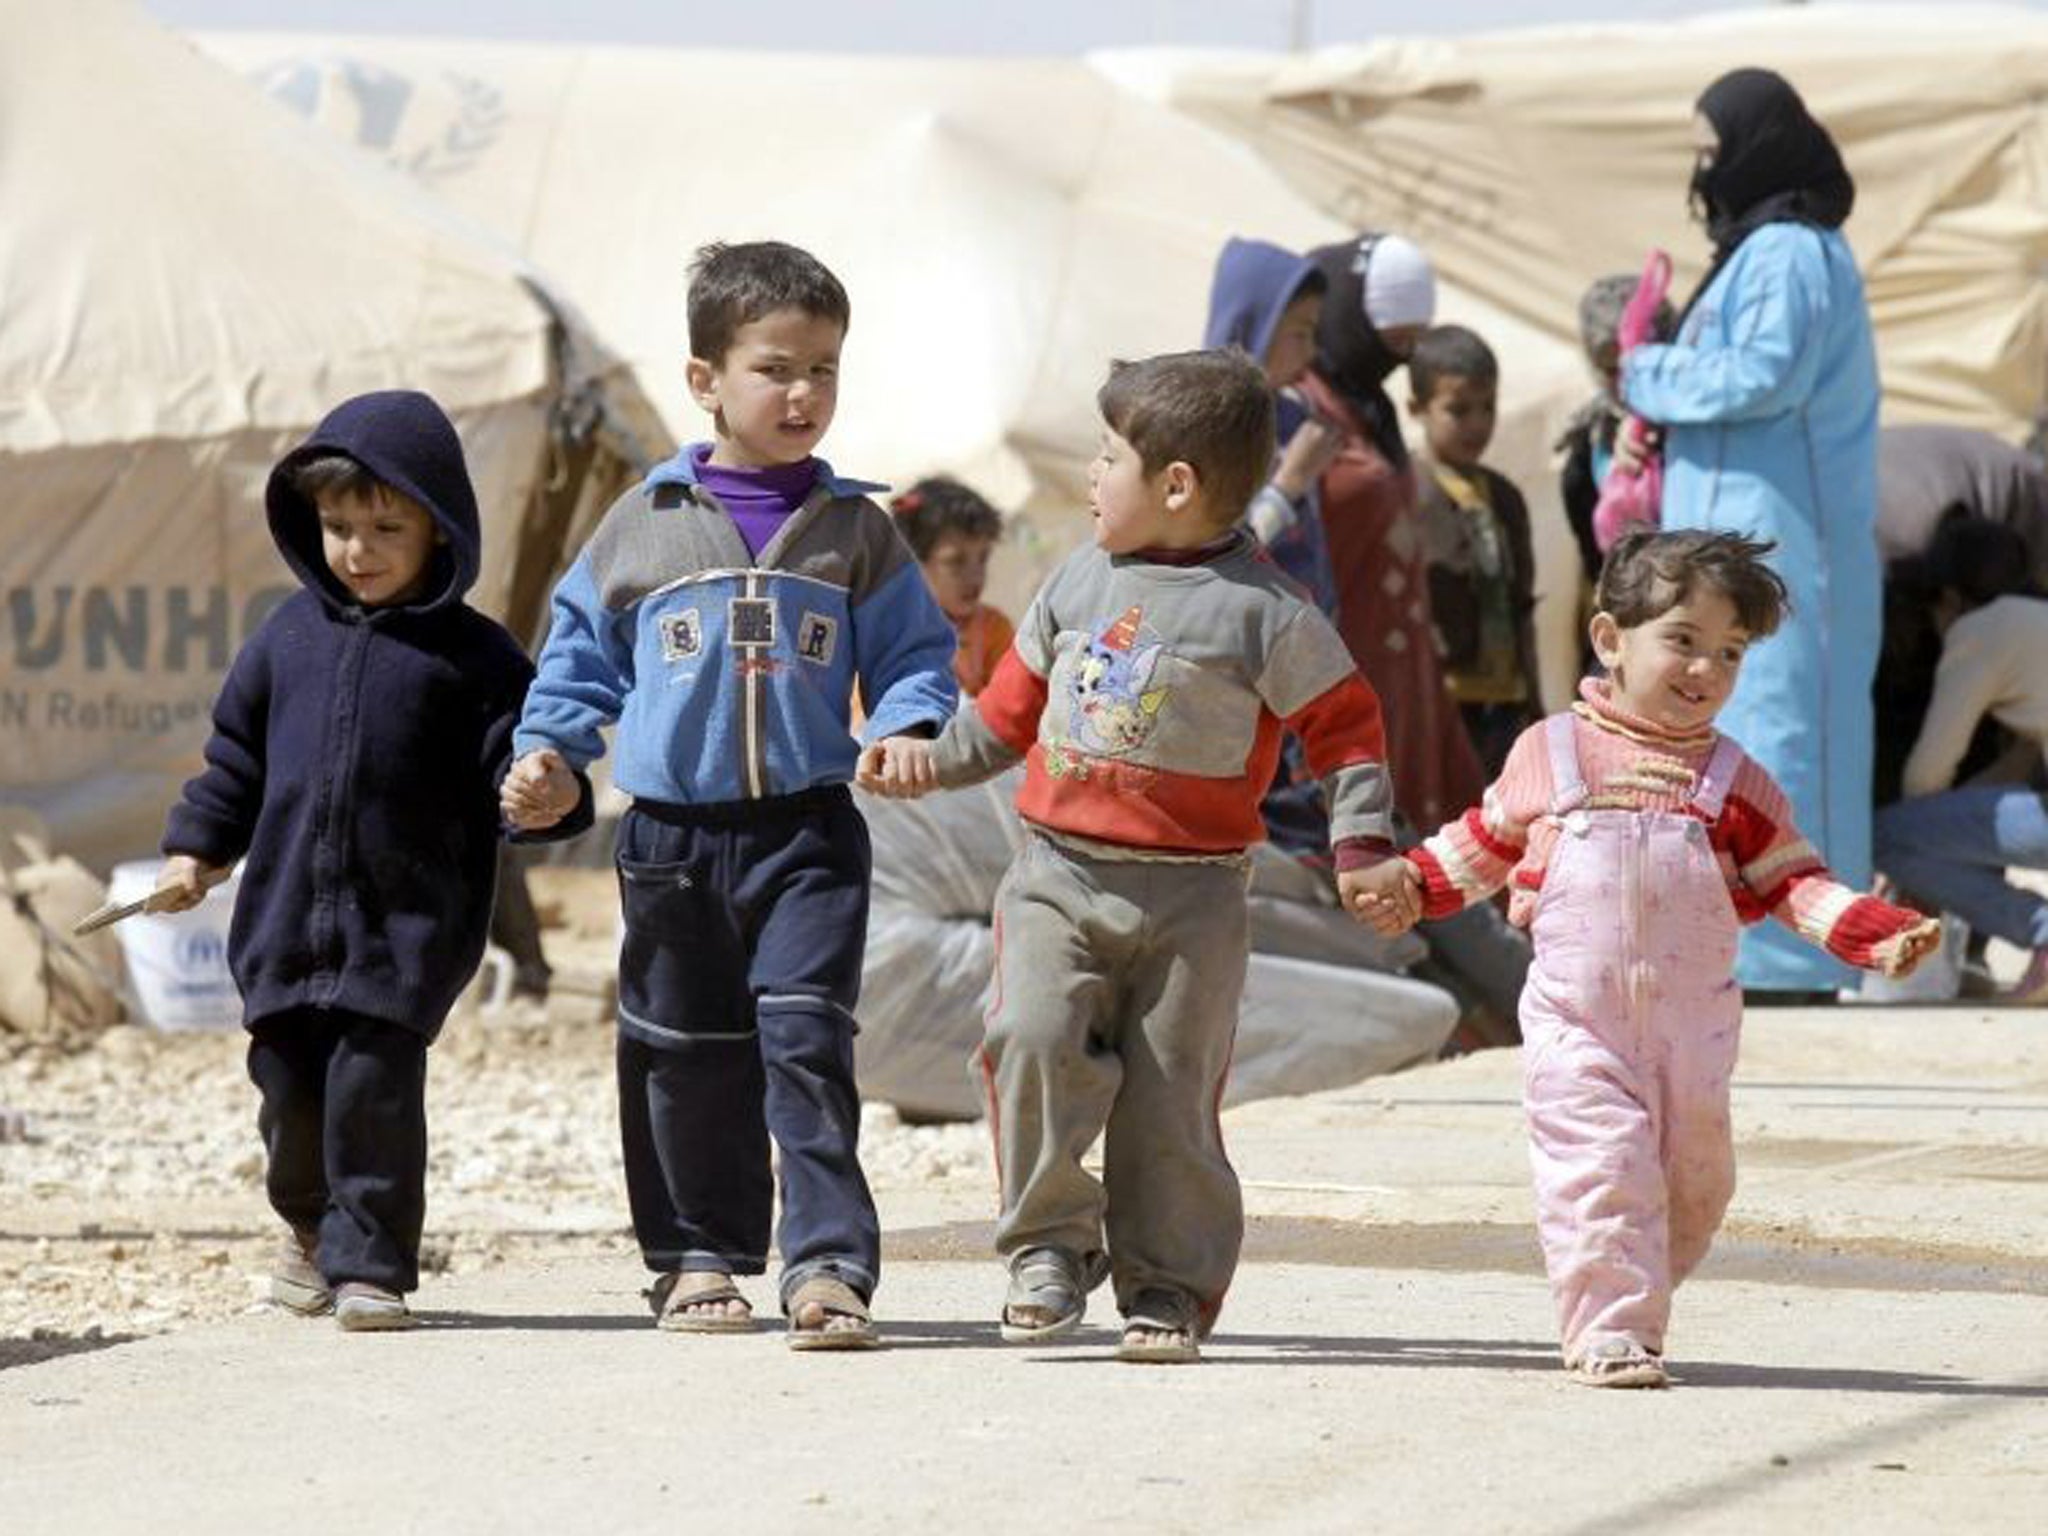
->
xmin=1408 ymin=680 xmax=1930 ymax=971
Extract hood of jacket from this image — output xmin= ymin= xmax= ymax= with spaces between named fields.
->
xmin=265 ymin=389 xmax=481 ymax=615
xmin=1202 ymin=237 xmax=1323 ymax=362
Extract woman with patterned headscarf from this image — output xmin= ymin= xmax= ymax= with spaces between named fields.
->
xmin=1619 ymin=68 xmax=1879 ymax=999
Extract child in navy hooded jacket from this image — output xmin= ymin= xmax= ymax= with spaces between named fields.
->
xmin=502 ymin=241 xmax=956 ymax=1349
xmin=155 ymin=389 xmax=588 ymax=1331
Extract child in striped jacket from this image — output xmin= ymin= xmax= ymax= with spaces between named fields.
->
xmin=1354 ymin=530 xmax=1939 ymax=1387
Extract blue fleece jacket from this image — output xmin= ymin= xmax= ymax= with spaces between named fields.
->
xmin=514 ymin=445 xmax=957 ymax=804
xmin=162 ymin=390 xmax=589 ymax=1039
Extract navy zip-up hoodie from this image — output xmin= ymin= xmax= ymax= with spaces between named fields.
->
xmin=163 ymin=390 xmax=587 ymax=1038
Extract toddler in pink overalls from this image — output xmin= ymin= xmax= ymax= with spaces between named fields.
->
xmin=1353 ymin=530 xmax=1940 ymax=1387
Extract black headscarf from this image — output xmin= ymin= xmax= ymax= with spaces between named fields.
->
xmin=1309 ymin=234 xmax=1408 ymax=469
xmin=1679 ymin=68 xmax=1855 ymax=323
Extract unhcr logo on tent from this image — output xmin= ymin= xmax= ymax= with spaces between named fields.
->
xmin=248 ymin=55 xmax=506 ymax=182
xmin=174 ymin=929 xmax=227 ymax=972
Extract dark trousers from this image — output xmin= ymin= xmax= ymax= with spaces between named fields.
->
xmin=246 ymin=1007 xmax=429 ymax=1293
xmin=613 ymin=787 xmax=879 ymax=1308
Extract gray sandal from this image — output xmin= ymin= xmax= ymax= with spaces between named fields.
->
xmin=1117 ymin=1287 xmax=1202 ymax=1364
xmin=268 ymin=1229 xmax=331 ymax=1317
xmin=1000 ymin=1246 xmax=1108 ymax=1344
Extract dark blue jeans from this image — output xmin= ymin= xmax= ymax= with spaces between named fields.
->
xmin=613 ymin=787 xmax=879 ymax=1308
xmin=246 ymin=1007 xmax=428 ymax=1293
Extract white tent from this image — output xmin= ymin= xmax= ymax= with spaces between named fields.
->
xmin=0 ymin=1 xmax=668 ymax=868
xmin=196 ymin=32 xmax=1587 ymax=651
xmin=1153 ymin=3 xmax=2048 ymax=440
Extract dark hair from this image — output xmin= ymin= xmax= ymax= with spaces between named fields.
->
xmin=1408 ymin=324 xmax=1498 ymax=403
xmin=1596 ymin=529 xmax=1789 ymax=637
xmin=288 ymin=453 xmax=387 ymax=504
xmin=1096 ymin=348 xmax=1275 ymax=525
xmin=686 ymin=240 xmax=850 ymax=365
xmin=1921 ymin=507 xmax=2037 ymax=610
xmin=889 ymin=477 xmax=1003 ymax=560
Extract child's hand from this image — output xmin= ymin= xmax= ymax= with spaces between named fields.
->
xmin=1612 ymin=418 xmax=1662 ymax=476
xmin=152 ymin=855 xmax=228 ymax=913
xmin=1879 ymin=915 xmax=1944 ymax=979
xmin=857 ymin=737 xmax=937 ymax=799
xmin=1272 ymin=417 xmax=1345 ymax=500
xmin=1339 ymin=859 xmax=1422 ymax=934
xmin=501 ymin=749 xmax=579 ymax=830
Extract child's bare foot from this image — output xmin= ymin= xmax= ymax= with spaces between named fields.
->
xmin=1116 ymin=1287 xmax=1201 ymax=1364
xmin=785 ymin=1274 xmax=878 ymax=1351
xmin=650 ymin=1270 xmax=755 ymax=1333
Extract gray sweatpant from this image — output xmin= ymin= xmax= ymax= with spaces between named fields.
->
xmin=978 ymin=834 xmax=1249 ymax=1328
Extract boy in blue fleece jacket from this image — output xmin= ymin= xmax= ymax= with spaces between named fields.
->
xmin=502 ymin=241 xmax=956 ymax=1349
xmin=154 ymin=389 xmax=590 ymax=1331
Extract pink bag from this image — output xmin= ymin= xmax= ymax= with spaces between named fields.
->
xmin=1591 ymin=249 xmax=1673 ymax=553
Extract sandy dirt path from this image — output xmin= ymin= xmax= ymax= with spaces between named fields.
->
xmin=4 ymin=1004 xmax=2045 ymax=1533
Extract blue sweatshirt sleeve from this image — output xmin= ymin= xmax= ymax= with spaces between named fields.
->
xmin=852 ymin=560 xmax=959 ymax=743
xmin=482 ymin=656 xmax=595 ymax=843
xmin=162 ymin=636 xmax=270 ymax=867
xmin=1622 ymin=226 xmax=1828 ymax=426
xmin=513 ymin=555 xmax=635 ymax=769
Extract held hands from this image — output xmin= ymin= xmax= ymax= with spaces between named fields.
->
xmin=501 ymin=749 xmax=580 ymax=831
xmin=152 ymin=855 xmax=229 ymax=914
xmin=856 ymin=736 xmax=938 ymax=800
xmin=1878 ymin=916 xmax=1944 ymax=979
xmin=1271 ymin=417 xmax=1345 ymax=501
xmin=1340 ymin=859 xmax=1423 ymax=935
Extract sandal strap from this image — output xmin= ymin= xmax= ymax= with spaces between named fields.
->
xmin=668 ymin=1272 xmax=745 ymax=1306
xmin=787 ymin=1273 xmax=870 ymax=1322
xmin=1123 ymin=1286 xmax=1198 ymax=1334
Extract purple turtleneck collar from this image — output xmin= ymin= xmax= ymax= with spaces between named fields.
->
xmin=691 ymin=445 xmax=820 ymax=558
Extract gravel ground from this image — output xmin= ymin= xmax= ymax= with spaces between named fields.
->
xmin=0 ymin=1009 xmax=992 ymax=1364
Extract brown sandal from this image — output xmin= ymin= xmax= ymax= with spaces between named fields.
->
xmin=650 ymin=1270 xmax=755 ymax=1334
xmin=785 ymin=1274 xmax=879 ymax=1352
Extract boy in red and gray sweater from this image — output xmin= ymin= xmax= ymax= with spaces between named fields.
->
xmin=862 ymin=349 xmax=1401 ymax=1364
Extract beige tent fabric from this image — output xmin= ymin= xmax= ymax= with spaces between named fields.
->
xmin=1154 ymin=4 xmax=2048 ymax=440
xmin=198 ymin=33 xmax=1587 ymax=658
xmin=0 ymin=1 xmax=667 ymax=868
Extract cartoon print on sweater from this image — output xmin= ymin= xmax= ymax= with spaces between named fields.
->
xmin=1063 ymin=605 xmax=1170 ymax=760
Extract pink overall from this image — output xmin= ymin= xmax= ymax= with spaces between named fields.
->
xmin=1519 ymin=714 xmax=1747 ymax=1361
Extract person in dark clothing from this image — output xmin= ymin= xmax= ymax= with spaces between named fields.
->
xmin=153 ymin=389 xmax=589 ymax=1332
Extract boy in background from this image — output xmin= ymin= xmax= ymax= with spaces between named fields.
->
xmin=1410 ymin=324 xmax=1543 ymax=776
xmin=890 ymin=476 xmax=1013 ymax=697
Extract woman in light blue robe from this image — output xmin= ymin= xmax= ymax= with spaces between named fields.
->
xmin=1622 ymin=68 xmax=1877 ymax=995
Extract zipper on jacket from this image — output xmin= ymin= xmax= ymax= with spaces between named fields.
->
xmin=742 ymin=570 xmax=766 ymax=798
xmin=309 ymin=617 xmax=371 ymax=1000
